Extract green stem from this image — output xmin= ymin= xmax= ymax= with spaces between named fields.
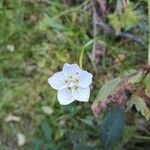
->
xmin=79 ymin=39 xmax=96 ymax=69
xmin=135 ymin=135 xmax=150 ymax=140
xmin=79 ymin=47 xmax=85 ymax=69
xmin=148 ymin=0 xmax=150 ymax=66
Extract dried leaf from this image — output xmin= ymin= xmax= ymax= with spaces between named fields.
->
xmin=92 ymin=75 xmax=136 ymax=119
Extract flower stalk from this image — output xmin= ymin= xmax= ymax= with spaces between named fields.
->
xmin=79 ymin=39 xmax=96 ymax=69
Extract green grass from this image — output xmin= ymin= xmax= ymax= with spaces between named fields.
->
xmin=0 ymin=0 xmax=149 ymax=149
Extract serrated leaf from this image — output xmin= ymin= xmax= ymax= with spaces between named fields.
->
xmin=132 ymin=96 xmax=150 ymax=121
xmin=100 ymin=107 xmax=124 ymax=149
xmin=98 ymin=78 xmax=121 ymax=101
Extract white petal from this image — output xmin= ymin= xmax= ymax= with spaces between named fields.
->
xmin=62 ymin=63 xmax=81 ymax=76
xmin=17 ymin=133 xmax=26 ymax=146
xmin=73 ymin=87 xmax=90 ymax=102
xmin=48 ymin=71 xmax=66 ymax=90
xmin=58 ymin=89 xmax=75 ymax=105
xmin=79 ymin=70 xmax=93 ymax=88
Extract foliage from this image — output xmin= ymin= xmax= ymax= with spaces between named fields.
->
xmin=0 ymin=0 xmax=149 ymax=149
xmin=145 ymin=73 xmax=150 ymax=97
xmin=108 ymin=2 xmax=142 ymax=33
xmin=130 ymin=96 xmax=150 ymax=121
xmin=100 ymin=106 xmax=124 ymax=150
xmin=97 ymin=77 xmax=121 ymax=101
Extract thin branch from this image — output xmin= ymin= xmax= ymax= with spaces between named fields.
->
xmin=148 ymin=0 xmax=150 ymax=66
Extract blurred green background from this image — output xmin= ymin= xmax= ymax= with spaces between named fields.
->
xmin=0 ymin=0 xmax=149 ymax=149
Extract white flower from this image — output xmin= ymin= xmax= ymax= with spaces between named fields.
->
xmin=48 ymin=63 xmax=93 ymax=105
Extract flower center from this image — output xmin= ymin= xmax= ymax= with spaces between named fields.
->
xmin=66 ymin=75 xmax=79 ymax=90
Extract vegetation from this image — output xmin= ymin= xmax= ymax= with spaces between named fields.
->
xmin=0 ymin=0 xmax=149 ymax=149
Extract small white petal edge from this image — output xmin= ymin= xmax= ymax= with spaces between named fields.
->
xmin=79 ymin=70 xmax=93 ymax=88
xmin=48 ymin=71 xmax=66 ymax=90
xmin=73 ymin=87 xmax=90 ymax=102
xmin=62 ymin=63 xmax=81 ymax=76
xmin=58 ymin=89 xmax=75 ymax=105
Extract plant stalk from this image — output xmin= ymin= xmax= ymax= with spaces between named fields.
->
xmin=135 ymin=135 xmax=150 ymax=140
xmin=79 ymin=39 xmax=96 ymax=69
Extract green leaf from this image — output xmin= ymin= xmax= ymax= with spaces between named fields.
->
xmin=144 ymin=73 xmax=150 ymax=97
xmin=73 ymin=143 xmax=91 ymax=150
xmin=98 ymin=78 xmax=121 ymax=101
xmin=132 ymin=96 xmax=150 ymax=121
xmin=122 ymin=6 xmax=141 ymax=29
xmin=79 ymin=116 xmax=93 ymax=126
xmin=100 ymin=106 xmax=124 ymax=150
xmin=108 ymin=3 xmax=141 ymax=33
xmin=37 ymin=14 xmax=64 ymax=31
xmin=32 ymin=138 xmax=43 ymax=150
xmin=145 ymin=73 xmax=150 ymax=86
xmin=116 ymin=126 xmax=136 ymax=150
xmin=145 ymin=86 xmax=150 ymax=98
xmin=126 ymin=99 xmax=134 ymax=112
xmin=41 ymin=122 xmax=52 ymax=141
xmin=54 ymin=140 xmax=71 ymax=150
xmin=128 ymin=72 xmax=143 ymax=84
xmin=108 ymin=13 xmax=122 ymax=33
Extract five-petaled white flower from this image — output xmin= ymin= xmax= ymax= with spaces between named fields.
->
xmin=48 ymin=63 xmax=93 ymax=105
